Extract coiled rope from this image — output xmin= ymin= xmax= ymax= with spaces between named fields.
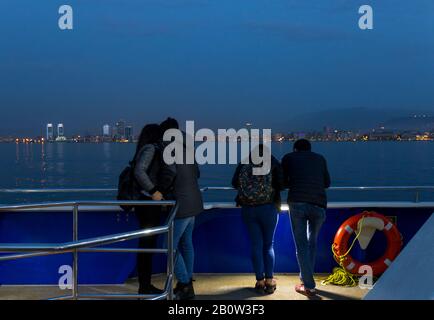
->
xmin=321 ymin=216 xmax=365 ymax=287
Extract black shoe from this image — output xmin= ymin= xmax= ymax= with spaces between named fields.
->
xmin=173 ymin=282 xmax=182 ymax=295
xmin=175 ymin=282 xmax=195 ymax=300
xmin=139 ymin=284 xmax=164 ymax=295
xmin=174 ymin=278 xmax=194 ymax=295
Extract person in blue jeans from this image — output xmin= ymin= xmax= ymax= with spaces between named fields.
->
xmin=241 ymin=204 xmax=279 ymax=294
xmin=232 ymin=145 xmax=284 ymax=294
xmin=160 ymin=118 xmax=204 ymax=300
xmin=289 ymin=202 xmax=326 ymax=293
xmin=173 ymin=216 xmax=195 ymax=287
xmin=281 ymin=139 xmax=331 ymax=296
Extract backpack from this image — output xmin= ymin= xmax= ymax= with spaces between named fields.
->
xmin=117 ymin=160 xmax=142 ymax=212
xmin=117 ymin=145 xmax=153 ymax=211
xmin=237 ymin=164 xmax=273 ymax=206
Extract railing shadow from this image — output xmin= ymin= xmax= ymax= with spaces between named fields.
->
xmin=315 ymin=288 xmax=360 ymax=300
xmin=195 ymin=287 xmax=265 ymax=300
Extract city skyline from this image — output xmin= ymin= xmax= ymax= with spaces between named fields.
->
xmin=27 ymin=111 xmax=434 ymax=139
xmin=1 ymin=103 xmax=434 ymax=142
xmin=2 ymin=118 xmax=433 ymax=144
xmin=43 ymin=120 xmax=135 ymax=142
xmin=1 ymin=109 xmax=434 ymax=141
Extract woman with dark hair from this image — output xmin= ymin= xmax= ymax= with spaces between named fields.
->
xmin=232 ymin=144 xmax=284 ymax=294
xmin=133 ymin=124 xmax=176 ymax=294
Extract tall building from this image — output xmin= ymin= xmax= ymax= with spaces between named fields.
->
xmin=115 ymin=120 xmax=126 ymax=140
xmin=46 ymin=124 xmax=54 ymax=141
xmin=57 ymin=123 xmax=64 ymax=137
xmin=103 ymin=124 xmax=111 ymax=137
xmin=125 ymin=126 xmax=133 ymax=141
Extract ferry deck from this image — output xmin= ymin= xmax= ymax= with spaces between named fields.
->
xmin=0 ymin=186 xmax=433 ymax=300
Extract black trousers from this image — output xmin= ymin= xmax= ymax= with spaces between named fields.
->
xmin=135 ymin=204 xmax=162 ymax=290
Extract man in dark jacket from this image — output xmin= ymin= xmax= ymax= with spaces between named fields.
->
xmin=160 ymin=117 xmax=204 ymax=300
xmin=281 ymin=139 xmax=331 ymax=296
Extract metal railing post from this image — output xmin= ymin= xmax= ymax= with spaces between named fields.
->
xmin=72 ymin=204 xmax=79 ymax=300
xmin=167 ymin=220 xmax=174 ymax=300
xmin=0 ymin=200 xmax=177 ymax=300
xmin=415 ymin=190 xmax=420 ymax=203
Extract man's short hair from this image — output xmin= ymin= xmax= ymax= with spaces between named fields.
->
xmin=294 ymin=139 xmax=311 ymax=152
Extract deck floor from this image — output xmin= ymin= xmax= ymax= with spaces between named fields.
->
xmin=0 ymin=274 xmax=367 ymax=300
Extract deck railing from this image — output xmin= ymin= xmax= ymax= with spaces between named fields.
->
xmin=2 ymin=185 xmax=434 ymax=202
xmin=200 ymin=186 xmax=434 ymax=203
xmin=0 ymin=200 xmax=178 ymax=300
xmin=1 ymin=185 xmax=434 ymax=300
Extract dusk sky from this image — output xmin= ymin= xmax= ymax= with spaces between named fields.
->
xmin=1 ymin=0 xmax=434 ymax=135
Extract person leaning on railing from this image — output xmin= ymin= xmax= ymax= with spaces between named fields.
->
xmin=134 ymin=124 xmax=177 ymax=295
xmin=160 ymin=117 xmax=204 ymax=300
xmin=281 ymin=139 xmax=331 ymax=297
xmin=231 ymin=144 xmax=284 ymax=295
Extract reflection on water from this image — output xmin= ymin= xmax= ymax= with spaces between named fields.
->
xmin=40 ymin=142 xmax=47 ymax=184
xmin=102 ymin=143 xmax=113 ymax=179
xmin=56 ymin=143 xmax=65 ymax=179
xmin=1 ymin=141 xmax=434 ymax=204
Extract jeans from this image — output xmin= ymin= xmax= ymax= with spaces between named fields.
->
xmin=173 ymin=216 xmax=195 ymax=284
xmin=289 ymin=202 xmax=326 ymax=290
xmin=242 ymin=204 xmax=278 ymax=281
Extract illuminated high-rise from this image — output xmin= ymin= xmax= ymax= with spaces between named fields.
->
xmin=57 ymin=123 xmax=64 ymax=137
xmin=103 ymin=124 xmax=111 ymax=137
xmin=125 ymin=126 xmax=133 ymax=141
xmin=115 ymin=120 xmax=126 ymax=140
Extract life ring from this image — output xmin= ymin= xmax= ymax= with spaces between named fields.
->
xmin=333 ymin=211 xmax=402 ymax=277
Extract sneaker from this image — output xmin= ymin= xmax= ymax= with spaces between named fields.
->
xmin=175 ymin=282 xmax=195 ymax=300
xmin=294 ymin=284 xmax=317 ymax=297
xmin=264 ymin=278 xmax=277 ymax=294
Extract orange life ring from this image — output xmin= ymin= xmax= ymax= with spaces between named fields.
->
xmin=333 ymin=211 xmax=402 ymax=277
